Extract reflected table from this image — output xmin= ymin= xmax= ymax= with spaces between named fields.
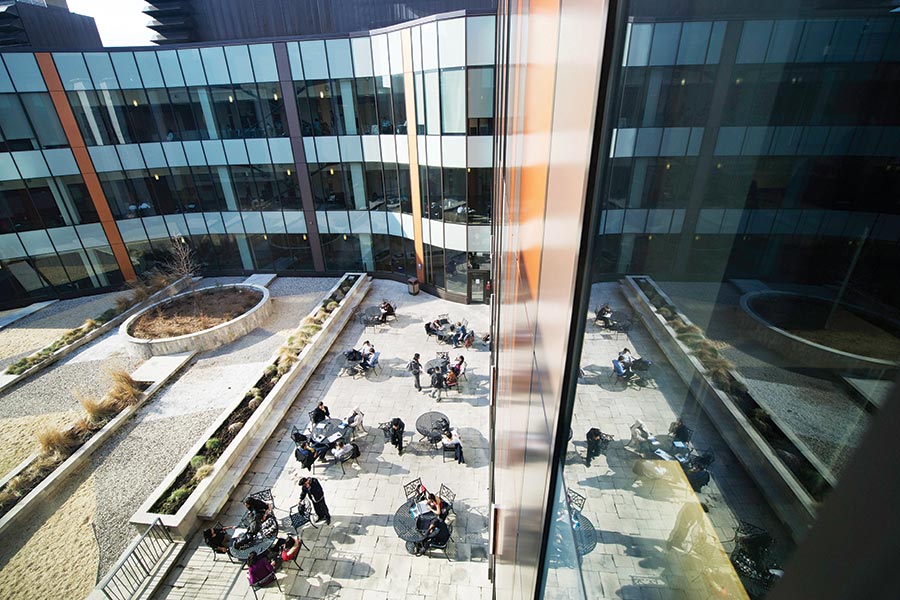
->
xmin=571 ymin=513 xmax=597 ymax=556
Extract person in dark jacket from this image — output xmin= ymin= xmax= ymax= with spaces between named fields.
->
xmin=585 ymin=428 xmax=605 ymax=467
xmin=390 ymin=417 xmax=405 ymax=455
xmin=298 ymin=477 xmax=331 ymax=525
xmin=312 ymin=401 xmax=330 ymax=424
xmin=408 ymin=353 xmax=423 ymax=391
xmin=415 ymin=518 xmax=450 ymax=555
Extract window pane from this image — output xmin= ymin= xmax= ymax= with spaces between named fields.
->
xmin=375 ymin=75 xmax=394 ymax=133
xmin=391 ymin=74 xmax=407 ymax=133
xmin=468 ymin=67 xmax=494 ymax=118
xmin=3 ymin=54 xmax=45 ymax=92
xmin=440 ymin=69 xmax=466 ymax=134
xmin=20 ymin=94 xmax=67 ymax=149
xmin=355 ymin=78 xmax=378 ymax=135
xmin=249 ymin=44 xmax=279 ymax=82
xmin=425 ymin=70 xmax=440 ymax=135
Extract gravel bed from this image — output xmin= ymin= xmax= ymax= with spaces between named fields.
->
xmin=92 ymin=408 xmax=221 ymax=575
xmin=0 ymin=290 xmax=128 ymax=373
xmin=659 ymin=280 xmax=870 ymax=478
xmin=0 ymin=328 xmax=141 ymax=420
xmin=90 ymin=277 xmax=337 ymax=573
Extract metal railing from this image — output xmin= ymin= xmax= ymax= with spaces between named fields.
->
xmin=99 ymin=518 xmax=175 ymax=600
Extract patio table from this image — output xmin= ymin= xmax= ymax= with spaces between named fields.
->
xmin=311 ymin=418 xmax=352 ymax=446
xmin=229 ymin=512 xmax=278 ymax=562
xmin=393 ymin=499 xmax=440 ymax=554
xmin=415 ymin=411 xmax=450 ymax=445
xmin=571 ymin=512 xmax=597 ymax=556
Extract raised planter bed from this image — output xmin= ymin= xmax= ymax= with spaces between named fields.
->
xmin=131 ymin=273 xmax=370 ymax=538
xmin=119 ymin=284 xmax=272 ymax=359
xmin=0 ymin=276 xmax=193 ymax=396
xmin=739 ymin=291 xmax=900 ymax=373
xmin=0 ymin=352 xmax=195 ymax=540
xmin=622 ymin=275 xmax=825 ymax=542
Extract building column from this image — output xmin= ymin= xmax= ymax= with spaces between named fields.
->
xmin=401 ymin=29 xmax=426 ymax=283
xmin=35 ymin=53 xmax=137 ymax=282
xmin=274 ymin=42 xmax=326 ymax=272
xmin=671 ymin=21 xmax=743 ymax=276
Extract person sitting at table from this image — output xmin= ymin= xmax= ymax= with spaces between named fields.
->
xmin=378 ymin=301 xmax=395 ymax=323
xmin=344 ymin=408 xmax=363 ymax=430
xmin=244 ymin=495 xmax=272 ymax=526
xmin=279 ymin=535 xmax=302 ymax=564
xmin=626 ymin=420 xmax=651 ymax=455
xmin=246 ymin=551 xmax=277 ymax=587
xmin=415 ymin=518 xmax=451 ymax=556
xmin=450 ymin=355 xmax=465 ymax=376
xmin=361 ymin=340 xmax=373 ymax=357
xmin=451 ymin=322 xmax=468 ymax=347
xmin=426 ymin=493 xmax=446 ymax=519
xmin=669 ymin=417 xmax=691 ymax=444
xmin=331 ymin=440 xmax=354 ymax=461
xmin=597 ymin=304 xmax=613 ymax=328
xmin=295 ymin=441 xmax=316 ymax=471
xmin=202 ymin=523 xmax=234 ymax=554
xmin=344 ymin=348 xmax=363 ymax=362
xmin=390 ymin=417 xmax=405 ymax=456
xmin=620 ymin=348 xmax=635 ymax=368
xmin=311 ymin=440 xmax=332 ymax=463
xmin=614 ymin=355 xmax=635 ymax=380
xmin=442 ymin=428 xmax=465 ymax=464
xmin=312 ymin=401 xmax=330 ymax=424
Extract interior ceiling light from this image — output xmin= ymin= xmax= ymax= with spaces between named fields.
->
xmin=228 ymin=95 xmax=234 ymax=103
xmin=329 ymin=168 xmax=335 ymax=176
xmin=273 ymin=92 xmax=279 ymax=101
xmin=286 ymin=169 xmax=292 ymax=176
xmin=153 ymin=173 xmax=159 ymax=180
xmin=319 ymin=90 xmax=325 ymax=98
xmin=132 ymin=99 xmax=139 ymax=107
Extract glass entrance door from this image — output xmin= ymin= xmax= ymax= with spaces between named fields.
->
xmin=468 ymin=270 xmax=489 ymax=304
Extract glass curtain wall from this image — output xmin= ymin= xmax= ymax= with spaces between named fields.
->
xmin=545 ymin=4 xmax=900 ymax=599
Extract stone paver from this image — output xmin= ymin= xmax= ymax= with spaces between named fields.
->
xmin=153 ymin=280 xmax=492 ymax=600
xmin=549 ymin=283 xmax=792 ymax=599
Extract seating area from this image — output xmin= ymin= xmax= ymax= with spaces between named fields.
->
xmin=154 ymin=279 xmax=492 ymax=598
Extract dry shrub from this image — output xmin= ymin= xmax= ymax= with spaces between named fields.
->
xmin=36 ymin=426 xmax=78 ymax=457
xmin=28 ymin=454 xmax=61 ymax=479
xmin=107 ymin=370 xmax=141 ymax=409
xmin=72 ymin=415 xmax=96 ymax=437
xmin=192 ymin=464 xmax=214 ymax=482
xmin=76 ymin=390 xmax=115 ymax=423
xmin=148 ymin=270 xmax=171 ymax=292
xmin=83 ymin=318 xmax=100 ymax=330
xmin=115 ymin=295 xmax=134 ymax=313
xmin=0 ymin=486 xmax=20 ymax=511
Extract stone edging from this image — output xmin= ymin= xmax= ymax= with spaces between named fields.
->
xmin=622 ymin=276 xmax=816 ymax=542
xmin=131 ymin=273 xmax=370 ymax=539
xmin=738 ymin=291 xmax=900 ymax=372
xmin=119 ymin=284 xmax=272 ymax=359
xmin=0 ymin=351 xmax=196 ymax=540
xmin=0 ymin=276 xmax=194 ymax=397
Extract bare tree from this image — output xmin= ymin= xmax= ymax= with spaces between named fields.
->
xmin=166 ymin=237 xmax=201 ymax=314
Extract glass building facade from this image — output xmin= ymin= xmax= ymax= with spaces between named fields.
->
xmin=0 ymin=12 xmax=496 ymax=308
xmin=491 ymin=1 xmax=899 ymax=599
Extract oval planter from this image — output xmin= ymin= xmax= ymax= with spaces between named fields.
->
xmin=131 ymin=274 xmax=369 ymax=539
xmin=623 ymin=276 xmax=819 ymax=542
xmin=0 ymin=276 xmax=193 ymax=397
xmin=739 ymin=291 xmax=900 ymax=372
xmin=119 ymin=284 xmax=271 ymax=359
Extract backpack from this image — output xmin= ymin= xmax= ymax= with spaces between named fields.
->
xmin=349 ymin=442 xmax=361 ymax=459
xmin=261 ymin=515 xmax=278 ymax=537
xmin=407 ymin=359 xmax=420 ymax=374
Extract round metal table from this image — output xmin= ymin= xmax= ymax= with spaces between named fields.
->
xmin=229 ymin=513 xmax=279 ymax=562
xmin=393 ymin=499 xmax=440 ymax=554
xmin=424 ymin=357 xmax=450 ymax=374
xmin=311 ymin=418 xmax=352 ymax=446
xmin=415 ymin=411 xmax=450 ymax=444
xmin=572 ymin=513 xmax=597 ymax=556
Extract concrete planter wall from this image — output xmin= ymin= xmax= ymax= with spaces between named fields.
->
xmin=0 ymin=352 xmax=195 ymax=540
xmin=120 ymin=284 xmax=272 ymax=359
xmin=0 ymin=276 xmax=193 ymax=396
xmin=738 ymin=291 xmax=900 ymax=373
xmin=132 ymin=274 xmax=370 ymax=539
xmin=622 ymin=276 xmax=817 ymax=542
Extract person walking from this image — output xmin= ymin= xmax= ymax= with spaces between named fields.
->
xmin=298 ymin=476 xmax=331 ymax=525
xmin=389 ymin=417 xmax=405 ymax=456
xmin=408 ymin=353 xmax=423 ymax=391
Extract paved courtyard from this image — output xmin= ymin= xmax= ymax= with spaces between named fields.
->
xmin=153 ymin=279 xmax=492 ymax=600
xmin=554 ymin=283 xmax=792 ymax=599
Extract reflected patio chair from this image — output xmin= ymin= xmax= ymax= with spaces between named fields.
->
xmin=566 ymin=489 xmax=586 ymax=514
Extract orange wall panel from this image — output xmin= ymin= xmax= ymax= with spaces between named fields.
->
xmin=36 ymin=52 xmax=137 ymax=282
